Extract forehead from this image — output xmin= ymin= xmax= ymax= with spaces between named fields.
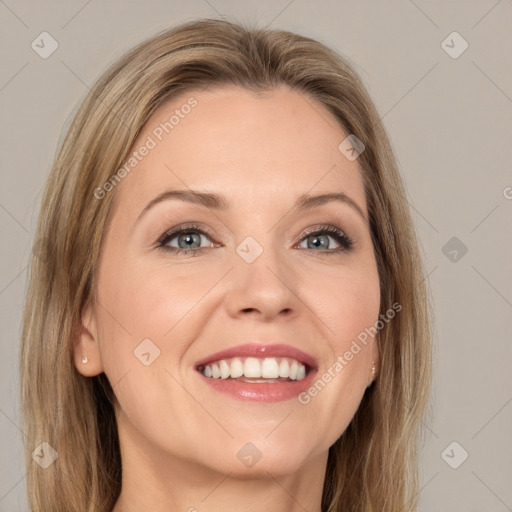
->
xmin=110 ymin=84 xmax=367 ymax=217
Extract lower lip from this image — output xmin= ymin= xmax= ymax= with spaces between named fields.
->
xmin=197 ymin=370 xmax=317 ymax=402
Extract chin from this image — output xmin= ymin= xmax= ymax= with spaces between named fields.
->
xmin=204 ymin=437 xmax=320 ymax=478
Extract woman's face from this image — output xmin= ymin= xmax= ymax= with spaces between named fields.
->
xmin=77 ymin=84 xmax=380 ymax=477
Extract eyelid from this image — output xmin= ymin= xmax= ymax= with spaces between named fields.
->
xmin=156 ymin=223 xmax=218 ymax=248
xmin=296 ymin=224 xmax=354 ymax=252
xmin=156 ymin=222 xmax=354 ymax=255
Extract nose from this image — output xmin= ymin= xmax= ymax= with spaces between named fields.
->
xmin=223 ymin=240 xmax=300 ymax=322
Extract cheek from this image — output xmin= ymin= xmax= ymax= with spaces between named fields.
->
xmin=95 ymin=259 xmax=209 ymax=370
xmin=309 ymin=262 xmax=381 ymax=352
xmin=93 ymin=263 xmax=208 ymax=449
xmin=293 ymin=263 xmax=380 ymax=444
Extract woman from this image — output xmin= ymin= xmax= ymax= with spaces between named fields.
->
xmin=20 ymin=18 xmax=433 ymax=512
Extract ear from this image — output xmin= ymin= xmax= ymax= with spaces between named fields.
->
xmin=73 ymin=299 xmax=104 ymax=377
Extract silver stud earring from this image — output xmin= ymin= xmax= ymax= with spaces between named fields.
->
xmin=371 ymin=361 xmax=377 ymax=378
xmin=81 ymin=356 xmax=88 ymax=364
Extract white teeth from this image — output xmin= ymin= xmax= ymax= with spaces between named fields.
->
xmin=230 ymin=358 xmax=244 ymax=378
xmin=219 ymin=360 xmax=230 ymax=379
xmin=200 ymin=356 xmax=307 ymax=381
xmin=261 ymin=358 xmax=279 ymax=378
xmin=278 ymin=359 xmax=290 ymax=378
xmin=289 ymin=360 xmax=298 ymax=380
xmin=244 ymin=357 xmax=261 ymax=378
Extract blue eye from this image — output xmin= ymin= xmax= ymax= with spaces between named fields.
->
xmin=157 ymin=224 xmax=215 ymax=256
xmin=297 ymin=225 xmax=353 ymax=252
xmin=156 ymin=223 xmax=353 ymax=256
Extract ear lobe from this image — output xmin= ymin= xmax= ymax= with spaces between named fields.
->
xmin=367 ymin=336 xmax=380 ymax=387
xmin=73 ymin=300 xmax=104 ymax=377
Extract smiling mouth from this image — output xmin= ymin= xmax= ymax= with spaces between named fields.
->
xmin=197 ymin=356 xmax=309 ymax=382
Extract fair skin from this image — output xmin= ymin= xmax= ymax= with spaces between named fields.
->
xmin=74 ymin=84 xmax=380 ymax=512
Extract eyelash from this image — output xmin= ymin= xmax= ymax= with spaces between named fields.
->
xmin=156 ymin=223 xmax=354 ymax=257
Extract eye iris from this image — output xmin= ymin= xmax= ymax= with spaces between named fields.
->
xmin=179 ymin=232 xmax=201 ymax=249
xmin=308 ymin=234 xmax=329 ymax=250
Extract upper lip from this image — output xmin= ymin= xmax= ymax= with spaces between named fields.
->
xmin=195 ymin=343 xmax=318 ymax=370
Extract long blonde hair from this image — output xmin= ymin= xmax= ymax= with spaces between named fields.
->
xmin=20 ymin=18 xmax=433 ymax=512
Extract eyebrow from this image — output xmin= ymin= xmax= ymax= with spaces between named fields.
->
xmin=136 ymin=189 xmax=368 ymax=223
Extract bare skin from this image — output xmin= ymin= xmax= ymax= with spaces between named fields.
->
xmin=74 ymin=84 xmax=380 ymax=512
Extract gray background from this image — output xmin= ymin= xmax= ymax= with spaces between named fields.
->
xmin=1 ymin=0 xmax=511 ymax=510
